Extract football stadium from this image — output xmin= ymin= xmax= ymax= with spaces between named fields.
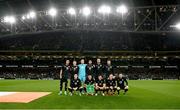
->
xmin=0 ymin=0 xmax=180 ymax=109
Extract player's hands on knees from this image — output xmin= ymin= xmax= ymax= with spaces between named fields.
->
xmin=73 ymin=87 xmax=78 ymax=90
xmin=117 ymin=87 xmax=120 ymax=90
xmin=110 ymin=86 xmax=113 ymax=89
xmin=84 ymin=84 xmax=86 ymax=88
xmin=125 ymin=86 xmax=129 ymax=89
xmin=99 ymin=87 xmax=103 ymax=90
xmin=95 ymin=86 xmax=99 ymax=90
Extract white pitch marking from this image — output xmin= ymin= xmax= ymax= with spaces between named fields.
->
xmin=0 ymin=92 xmax=17 ymax=96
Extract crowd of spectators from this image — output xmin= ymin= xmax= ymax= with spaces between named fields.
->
xmin=0 ymin=57 xmax=179 ymax=80
xmin=0 ymin=67 xmax=179 ymax=80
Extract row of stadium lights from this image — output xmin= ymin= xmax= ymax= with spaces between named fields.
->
xmin=2 ymin=5 xmax=128 ymax=24
xmin=2 ymin=5 xmax=180 ymax=30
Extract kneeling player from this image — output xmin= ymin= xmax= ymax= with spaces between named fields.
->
xmin=116 ymin=74 xmax=128 ymax=95
xmin=68 ymin=74 xmax=83 ymax=96
xmin=106 ymin=74 xmax=116 ymax=95
xmin=84 ymin=74 xmax=95 ymax=95
xmin=95 ymin=75 xmax=106 ymax=96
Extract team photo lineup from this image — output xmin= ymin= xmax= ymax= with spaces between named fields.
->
xmin=59 ymin=59 xmax=128 ymax=96
xmin=1 ymin=0 xmax=180 ymax=109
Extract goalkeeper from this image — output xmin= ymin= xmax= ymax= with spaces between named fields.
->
xmin=84 ymin=74 xmax=95 ymax=95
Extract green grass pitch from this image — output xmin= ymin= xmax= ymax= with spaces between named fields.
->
xmin=0 ymin=80 xmax=180 ymax=109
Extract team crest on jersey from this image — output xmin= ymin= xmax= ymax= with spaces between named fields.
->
xmin=107 ymin=66 xmax=112 ymax=71
xmin=66 ymin=66 xmax=70 ymax=70
xmin=73 ymin=67 xmax=77 ymax=70
xmin=98 ymin=65 xmax=102 ymax=69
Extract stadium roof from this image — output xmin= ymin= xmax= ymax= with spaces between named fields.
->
xmin=0 ymin=0 xmax=179 ymax=16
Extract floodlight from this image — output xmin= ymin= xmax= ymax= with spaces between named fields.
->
xmin=22 ymin=16 xmax=26 ymax=20
xmin=26 ymin=14 xmax=30 ymax=19
xmin=68 ymin=7 xmax=76 ymax=15
xmin=116 ymin=5 xmax=128 ymax=14
xmin=3 ymin=16 xmax=16 ymax=24
xmin=175 ymin=23 xmax=180 ymax=30
xmin=82 ymin=6 xmax=91 ymax=16
xmin=48 ymin=8 xmax=57 ymax=17
xmin=29 ymin=11 xmax=36 ymax=18
xmin=4 ymin=16 xmax=10 ymax=23
xmin=9 ymin=16 xmax=16 ymax=24
xmin=98 ymin=5 xmax=111 ymax=14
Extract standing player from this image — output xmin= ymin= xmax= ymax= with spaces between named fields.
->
xmin=116 ymin=74 xmax=129 ymax=95
xmin=94 ymin=58 xmax=104 ymax=80
xmin=104 ymin=60 xmax=114 ymax=78
xmin=106 ymin=74 xmax=117 ymax=95
xmin=78 ymin=59 xmax=87 ymax=83
xmin=86 ymin=60 xmax=95 ymax=78
xmin=59 ymin=60 xmax=71 ymax=95
xmin=71 ymin=60 xmax=79 ymax=79
xmin=68 ymin=74 xmax=83 ymax=96
xmin=95 ymin=75 xmax=106 ymax=96
xmin=84 ymin=74 xmax=95 ymax=95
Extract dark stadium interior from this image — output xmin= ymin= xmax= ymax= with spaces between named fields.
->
xmin=0 ymin=31 xmax=180 ymax=51
xmin=0 ymin=0 xmax=180 ymax=80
